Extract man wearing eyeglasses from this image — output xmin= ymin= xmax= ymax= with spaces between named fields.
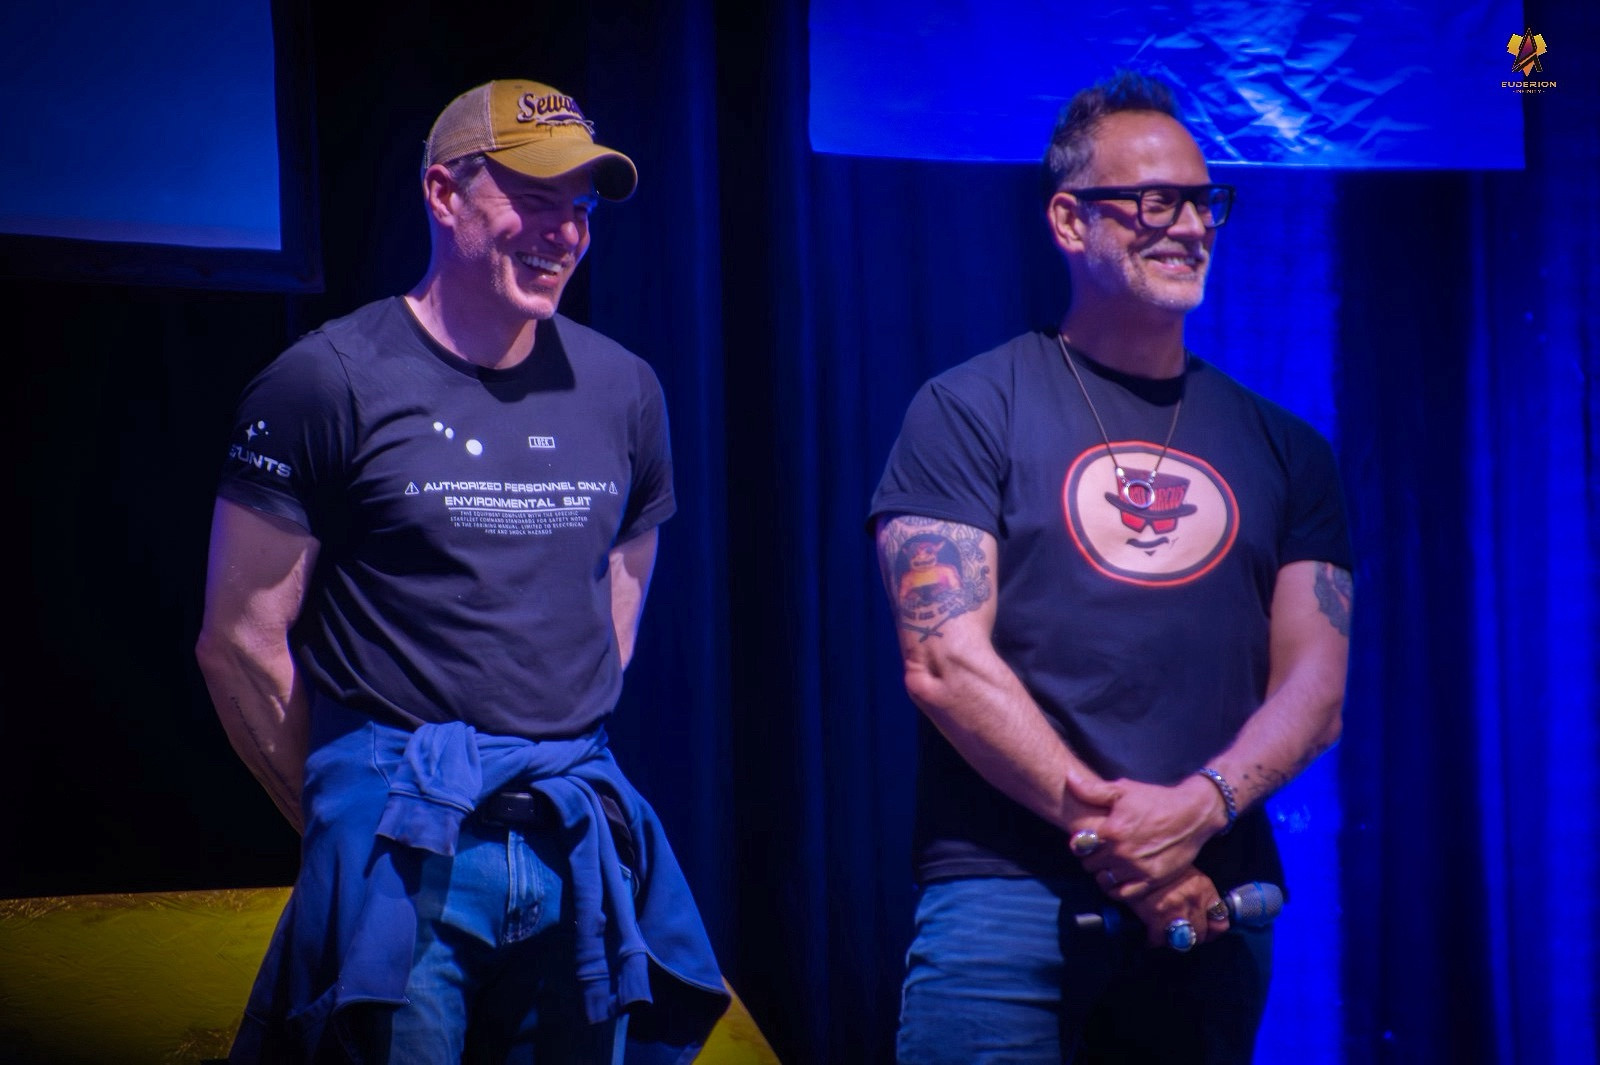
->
xmin=871 ymin=69 xmax=1353 ymax=1062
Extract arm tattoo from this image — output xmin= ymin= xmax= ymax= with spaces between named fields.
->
xmin=1313 ymin=563 xmax=1354 ymax=637
xmin=1247 ymin=733 xmax=1335 ymax=798
xmin=876 ymin=516 xmax=992 ymax=642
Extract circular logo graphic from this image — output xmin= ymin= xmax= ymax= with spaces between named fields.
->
xmin=1062 ymin=444 xmax=1237 ymax=586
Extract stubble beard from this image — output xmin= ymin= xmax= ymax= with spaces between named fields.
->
xmin=1083 ymin=225 xmax=1210 ymax=315
xmin=489 ymin=251 xmax=564 ymax=322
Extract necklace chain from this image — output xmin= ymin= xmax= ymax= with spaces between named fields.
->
xmin=1056 ymin=333 xmax=1185 ymax=511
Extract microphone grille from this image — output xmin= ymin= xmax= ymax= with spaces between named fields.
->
xmin=1226 ymin=882 xmax=1284 ymax=927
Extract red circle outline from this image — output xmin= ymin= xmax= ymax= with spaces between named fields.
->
xmin=1060 ymin=443 xmax=1239 ymax=587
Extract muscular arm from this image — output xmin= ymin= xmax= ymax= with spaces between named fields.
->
xmin=194 ymin=499 xmax=320 ymax=833
xmin=608 ymin=527 xmax=659 ymax=671
xmin=875 ymin=514 xmax=1116 ymax=830
xmin=1085 ymin=559 xmax=1352 ymax=895
xmin=1209 ymin=559 xmax=1350 ymax=810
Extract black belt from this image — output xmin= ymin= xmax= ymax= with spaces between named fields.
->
xmin=475 ymin=788 xmax=549 ymax=828
xmin=471 ymin=786 xmax=640 ymax=876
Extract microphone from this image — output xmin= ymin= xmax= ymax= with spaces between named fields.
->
xmin=1073 ymin=881 xmax=1284 ymax=935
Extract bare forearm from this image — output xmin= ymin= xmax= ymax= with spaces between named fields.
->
xmin=1079 ymin=561 xmax=1351 ymax=895
xmin=1207 ymin=664 xmax=1343 ymax=815
xmin=608 ymin=528 xmax=658 ymax=671
xmin=1092 ymin=669 xmax=1343 ymax=892
xmin=877 ymin=515 xmax=1113 ymax=828
xmin=196 ymin=635 xmax=310 ymax=832
xmin=1207 ymin=560 xmax=1351 ymax=814
xmin=907 ymin=657 xmax=1113 ymax=831
xmin=197 ymin=500 xmax=320 ymax=833
xmin=609 ymin=584 xmax=643 ymax=670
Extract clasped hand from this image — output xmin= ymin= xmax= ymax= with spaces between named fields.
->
xmin=1069 ymin=775 xmax=1231 ymax=947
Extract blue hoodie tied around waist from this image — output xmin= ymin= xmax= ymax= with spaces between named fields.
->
xmin=229 ymin=697 xmax=729 ymax=1064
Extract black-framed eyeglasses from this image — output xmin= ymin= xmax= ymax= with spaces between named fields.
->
xmin=1066 ymin=184 xmax=1236 ymax=229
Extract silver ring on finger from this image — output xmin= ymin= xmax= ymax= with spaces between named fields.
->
xmin=1166 ymin=918 xmax=1198 ymax=953
xmin=1070 ymin=829 xmax=1102 ymax=857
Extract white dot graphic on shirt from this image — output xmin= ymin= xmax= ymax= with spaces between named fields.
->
xmin=432 ymin=420 xmax=482 ymax=456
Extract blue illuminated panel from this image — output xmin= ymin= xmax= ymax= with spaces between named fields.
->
xmin=811 ymin=0 xmax=1524 ymax=169
xmin=0 ymin=0 xmax=281 ymax=250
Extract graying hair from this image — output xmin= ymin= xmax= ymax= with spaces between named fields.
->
xmin=1040 ymin=70 xmax=1179 ymax=204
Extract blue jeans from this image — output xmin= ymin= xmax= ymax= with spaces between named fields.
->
xmin=378 ymin=815 xmax=626 ymax=1064
xmin=896 ymin=876 xmax=1273 ymax=1064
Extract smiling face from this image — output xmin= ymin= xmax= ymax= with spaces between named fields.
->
xmin=1061 ymin=111 xmax=1217 ymax=317
xmin=443 ymin=159 xmax=597 ymax=323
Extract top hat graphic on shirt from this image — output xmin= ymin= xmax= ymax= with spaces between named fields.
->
xmin=1103 ymin=469 xmax=1198 ymax=533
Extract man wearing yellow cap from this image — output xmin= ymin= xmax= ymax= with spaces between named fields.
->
xmin=197 ymin=80 xmax=728 ymax=1063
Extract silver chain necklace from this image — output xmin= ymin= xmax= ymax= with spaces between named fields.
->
xmin=1057 ymin=333 xmax=1185 ymax=511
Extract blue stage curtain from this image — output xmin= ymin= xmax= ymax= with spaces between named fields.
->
xmin=584 ymin=0 xmax=739 ymax=957
xmin=580 ymin=4 xmax=1596 ymax=1062
xmin=16 ymin=4 xmax=1591 ymax=1064
xmin=1335 ymin=57 xmax=1599 ymax=1065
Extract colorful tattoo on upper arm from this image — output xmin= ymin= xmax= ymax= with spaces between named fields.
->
xmin=877 ymin=516 xmax=992 ymax=642
xmin=1314 ymin=563 xmax=1354 ymax=638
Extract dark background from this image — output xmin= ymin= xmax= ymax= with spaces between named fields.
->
xmin=4 ymin=2 xmax=1597 ymax=1064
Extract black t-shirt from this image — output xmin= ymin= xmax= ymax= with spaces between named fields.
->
xmin=216 ymin=298 xmax=675 ymax=738
xmin=870 ymin=331 xmax=1352 ymax=885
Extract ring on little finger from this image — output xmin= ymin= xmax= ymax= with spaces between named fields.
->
xmin=1069 ymin=829 xmax=1102 ymax=857
xmin=1165 ymin=918 xmax=1198 ymax=953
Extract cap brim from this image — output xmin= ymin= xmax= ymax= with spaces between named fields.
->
xmin=486 ymin=142 xmax=638 ymax=202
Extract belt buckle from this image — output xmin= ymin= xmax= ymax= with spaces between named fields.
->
xmin=479 ymin=788 xmax=543 ymax=828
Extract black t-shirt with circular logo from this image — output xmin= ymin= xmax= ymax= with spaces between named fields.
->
xmin=870 ymin=330 xmax=1351 ymax=887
